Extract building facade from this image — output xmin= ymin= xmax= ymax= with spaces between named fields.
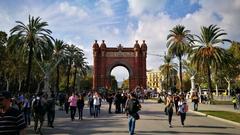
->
xmin=147 ymin=70 xmax=163 ymax=91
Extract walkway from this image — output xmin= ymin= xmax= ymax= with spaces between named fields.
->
xmin=26 ymin=100 xmax=240 ymax=135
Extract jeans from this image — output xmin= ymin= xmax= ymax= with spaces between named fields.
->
xmin=78 ymin=107 xmax=84 ymax=119
xmin=193 ymin=102 xmax=198 ymax=111
xmin=179 ymin=112 xmax=186 ymax=125
xmin=167 ymin=108 xmax=173 ymax=125
xmin=47 ymin=110 xmax=55 ymax=126
xmin=24 ymin=108 xmax=31 ymax=125
xmin=108 ymin=102 xmax=112 ymax=113
xmin=94 ymin=105 xmax=100 ymax=117
xmin=70 ymin=106 xmax=76 ymax=120
xmin=128 ymin=115 xmax=136 ymax=135
xmin=89 ymin=104 xmax=94 ymax=116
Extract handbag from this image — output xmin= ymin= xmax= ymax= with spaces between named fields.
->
xmin=131 ymin=112 xmax=140 ymax=120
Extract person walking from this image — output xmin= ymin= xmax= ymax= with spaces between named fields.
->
xmin=64 ymin=94 xmax=70 ymax=114
xmin=232 ymin=96 xmax=237 ymax=110
xmin=126 ymin=93 xmax=141 ymax=135
xmin=88 ymin=92 xmax=94 ymax=116
xmin=77 ymin=94 xmax=85 ymax=120
xmin=106 ymin=93 xmax=114 ymax=114
xmin=68 ymin=93 xmax=77 ymax=121
xmin=191 ymin=92 xmax=199 ymax=111
xmin=46 ymin=93 xmax=56 ymax=128
xmin=0 ymin=91 xmax=26 ymax=135
xmin=93 ymin=92 xmax=101 ymax=118
xmin=32 ymin=92 xmax=47 ymax=134
xmin=23 ymin=95 xmax=31 ymax=126
xmin=178 ymin=95 xmax=188 ymax=127
xmin=174 ymin=94 xmax=180 ymax=115
xmin=165 ymin=94 xmax=174 ymax=128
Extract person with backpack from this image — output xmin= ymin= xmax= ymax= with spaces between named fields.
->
xmin=126 ymin=93 xmax=141 ymax=135
xmin=191 ymin=92 xmax=199 ymax=111
xmin=32 ymin=92 xmax=47 ymax=134
xmin=178 ymin=95 xmax=188 ymax=127
xmin=46 ymin=93 xmax=56 ymax=128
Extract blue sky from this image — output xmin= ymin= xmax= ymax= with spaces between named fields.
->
xmin=1 ymin=0 xmax=240 ymax=81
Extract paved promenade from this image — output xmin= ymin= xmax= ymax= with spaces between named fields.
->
xmin=26 ymin=100 xmax=240 ymax=135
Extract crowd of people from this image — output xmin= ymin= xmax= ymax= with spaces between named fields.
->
xmin=4 ymin=88 xmax=238 ymax=135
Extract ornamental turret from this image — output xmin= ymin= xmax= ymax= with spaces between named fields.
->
xmin=100 ymin=40 xmax=106 ymax=49
xmin=134 ymin=40 xmax=140 ymax=51
xmin=92 ymin=40 xmax=99 ymax=50
xmin=141 ymin=40 xmax=147 ymax=51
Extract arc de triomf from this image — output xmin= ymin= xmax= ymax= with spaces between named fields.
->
xmin=92 ymin=40 xmax=147 ymax=91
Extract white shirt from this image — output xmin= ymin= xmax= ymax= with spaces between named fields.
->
xmin=93 ymin=95 xmax=100 ymax=105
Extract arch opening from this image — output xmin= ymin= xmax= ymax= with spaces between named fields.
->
xmin=110 ymin=66 xmax=129 ymax=92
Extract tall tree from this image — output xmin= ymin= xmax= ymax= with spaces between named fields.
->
xmin=65 ymin=44 xmax=78 ymax=92
xmin=72 ymin=47 xmax=88 ymax=90
xmin=53 ymin=39 xmax=67 ymax=93
xmin=190 ymin=24 xmax=231 ymax=102
xmin=159 ymin=55 xmax=177 ymax=92
xmin=9 ymin=15 xmax=53 ymax=93
xmin=167 ymin=25 xmax=193 ymax=92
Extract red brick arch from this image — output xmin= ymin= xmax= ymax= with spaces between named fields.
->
xmin=92 ymin=40 xmax=147 ymax=91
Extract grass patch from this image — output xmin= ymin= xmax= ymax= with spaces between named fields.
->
xmin=212 ymin=100 xmax=232 ymax=105
xmin=199 ymin=110 xmax=240 ymax=123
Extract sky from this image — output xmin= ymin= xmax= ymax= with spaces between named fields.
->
xmin=1 ymin=0 xmax=240 ymax=81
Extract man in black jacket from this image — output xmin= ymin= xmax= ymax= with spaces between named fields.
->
xmin=126 ymin=93 xmax=141 ymax=135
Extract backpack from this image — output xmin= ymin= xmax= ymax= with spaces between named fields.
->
xmin=46 ymin=99 xmax=55 ymax=111
xmin=128 ymin=99 xmax=140 ymax=114
xmin=183 ymin=103 xmax=188 ymax=113
xmin=33 ymin=98 xmax=44 ymax=114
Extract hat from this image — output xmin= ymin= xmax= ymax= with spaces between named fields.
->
xmin=0 ymin=91 xmax=12 ymax=99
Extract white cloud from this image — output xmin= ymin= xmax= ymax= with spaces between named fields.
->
xmin=127 ymin=0 xmax=240 ymax=71
xmin=128 ymin=0 xmax=165 ymax=16
xmin=96 ymin=0 xmax=114 ymax=16
xmin=59 ymin=2 xmax=88 ymax=18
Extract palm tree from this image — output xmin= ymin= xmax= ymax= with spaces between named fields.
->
xmin=53 ymin=39 xmax=67 ymax=93
xmin=167 ymin=25 xmax=193 ymax=92
xmin=65 ymin=44 xmax=78 ymax=92
xmin=9 ymin=15 xmax=52 ymax=93
xmin=190 ymin=24 xmax=231 ymax=102
xmin=72 ymin=47 xmax=88 ymax=90
xmin=159 ymin=55 xmax=177 ymax=92
xmin=182 ymin=60 xmax=197 ymax=92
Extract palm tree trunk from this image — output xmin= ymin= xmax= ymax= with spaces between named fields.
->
xmin=66 ymin=60 xmax=72 ymax=93
xmin=56 ymin=64 xmax=60 ymax=93
xmin=6 ymin=79 xmax=9 ymax=91
xmin=227 ymin=81 xmax=231 ymax=96
xmin=18 ymin=79 xmax=22 ymax=92
xmin=207 ymin=65 xmax=213 ymax=103
xmin=26 ymin=43 xmax=33 ymax=93
xmin=167 ymin=69 xmax=169 ymax=91
xmin=73 ymin=66 xmax=77 ymax=90
xmin=179 ymin=56 xmax=183 ymax=93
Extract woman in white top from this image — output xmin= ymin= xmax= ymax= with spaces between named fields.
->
xmin=178 ymin=95 xmax=188 ymax=126
xmin=93 ymin=92 xmax=101 ymax=117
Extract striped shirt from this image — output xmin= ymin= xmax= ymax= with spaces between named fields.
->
xmin=0 ymin=107 xmax=26 ymax=135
